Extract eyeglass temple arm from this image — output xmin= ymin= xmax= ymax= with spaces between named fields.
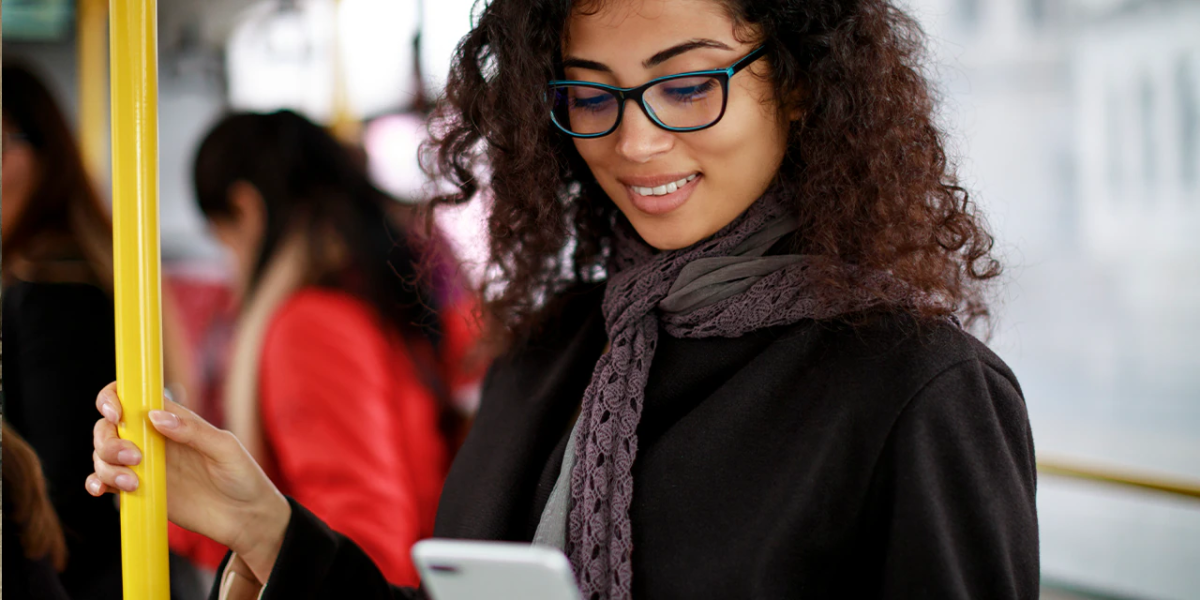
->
xmin=729 ymin=46 xmax=768 ymax=75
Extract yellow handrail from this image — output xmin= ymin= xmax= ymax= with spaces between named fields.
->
xmin=109 ymin=0 xmax=170 ymax=597
xmin=78 ymin=0 xmax=108 ymax=180
xmin=328 ymin=0 xmax=361 ymax=143
xmin=1038 ymin=456 xmax=1200 ymax=500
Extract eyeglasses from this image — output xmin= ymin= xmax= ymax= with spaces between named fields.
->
xmin=548 ymin=46 xmax=767 ymax=138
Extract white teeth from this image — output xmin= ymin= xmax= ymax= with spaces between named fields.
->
xmin=631 ymin=174 xmax=699 ymax=197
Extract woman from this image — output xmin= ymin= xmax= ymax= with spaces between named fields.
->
xmin=2 ymin=63 xmax=196 ymax=600
xmin=87 ymin=0 xmax=1038 ymax=598
xmin=166 ymin=110 xmax=482 ymax=586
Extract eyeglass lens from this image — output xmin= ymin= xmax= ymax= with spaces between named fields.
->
xmin=553 ymin=75 xmax=724 ymax=135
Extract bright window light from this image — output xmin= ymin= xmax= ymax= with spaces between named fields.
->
xmin=227 ymin=0 xmax=419 ymax=122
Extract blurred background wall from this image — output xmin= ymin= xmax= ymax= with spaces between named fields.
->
xmin=907 ymin=1 xmax=1200 ymax=597
xmin=3 ymin=0 xmax=1198 ymax=597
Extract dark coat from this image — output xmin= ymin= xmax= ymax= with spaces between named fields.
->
xmin=213 ymin=283 xmax=1039 ymax=599
xmin=3 ymin=281 xmax=124 ymax=600
xmin=2 ymin=494 xmax=72 ymax=600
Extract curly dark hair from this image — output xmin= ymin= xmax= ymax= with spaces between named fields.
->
xmin=428 ymin=0 xmax=1001 ymax=346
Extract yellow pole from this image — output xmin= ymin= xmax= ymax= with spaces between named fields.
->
xmin=78 ymin=0 xmax=109 ymax=180
xmin=109 ymin=0 xmax=169 ymax=597
xmin=329 ymin=0 xmax=361 ymax=143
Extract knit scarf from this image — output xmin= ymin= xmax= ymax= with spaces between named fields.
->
xmin=564 ymin=194 xmax=916 ymax=599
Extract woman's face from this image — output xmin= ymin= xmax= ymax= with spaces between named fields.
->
xmin=2 ymin=116 xmax=41 ymax=239
xmin=207 ymin=181 xmax=266 ymax=300
xmin=564 ymin=0 xmax=789 ymax=250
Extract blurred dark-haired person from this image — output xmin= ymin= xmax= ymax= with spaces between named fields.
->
xmin=164 ymin=109 xmax=482 ymax=587
xmin=88 ymin=0 xmax=1038 ymax=597
xmin=3 ymin=422 xmax=71 ymax=600
xmin=1 ymin=62 xmax=196 ymax=600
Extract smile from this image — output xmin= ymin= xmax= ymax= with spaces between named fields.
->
xmin=620 ymin=172 xmax=702 ymax=216
xmin=630 ymin=174 xmax=698 ymax=197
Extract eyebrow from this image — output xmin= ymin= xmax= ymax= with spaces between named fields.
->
xmin=561 ymin=38 xmax=734 ymax=74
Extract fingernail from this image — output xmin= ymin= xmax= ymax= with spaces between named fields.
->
xmin=149 ymin=410 xmax=179 ymax=430
xmin=118 ymin=448 xmax=142 ymax=465
xmin=87 ymin=479 xmax=102 ymax=495
xmin=115 ymin=474 xmax=138 ymax=491
xmin=101 ymin=402 xmax=119 ymax=424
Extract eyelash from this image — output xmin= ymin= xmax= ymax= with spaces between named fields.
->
xmin=662 ymin=79 xmax=718 ymax=102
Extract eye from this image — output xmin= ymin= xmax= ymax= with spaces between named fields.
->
xmin=569 ymin=89 xmax=617 ymax=113
xmin=661 ymin=78 xmax=719 ymax=103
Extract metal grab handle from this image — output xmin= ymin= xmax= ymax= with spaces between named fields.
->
xmin=1038 ymin=455 xmax=1200 ymax=500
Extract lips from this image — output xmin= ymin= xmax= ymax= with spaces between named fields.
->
xmin=621 ymin=173 xmax=702 ymax=216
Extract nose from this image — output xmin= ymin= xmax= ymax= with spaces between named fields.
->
xmin=614 ymin=101 xmax=674 ymax=164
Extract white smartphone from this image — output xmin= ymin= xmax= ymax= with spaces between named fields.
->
xmin=412 ymin=539 xmax=581 ymax=600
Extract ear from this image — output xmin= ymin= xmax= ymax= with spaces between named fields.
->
xmin=226 ymin=180 xmax=267 ymax=241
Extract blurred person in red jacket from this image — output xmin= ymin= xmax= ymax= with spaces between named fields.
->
xmin=168 ymin=110 xmax=483 ymax=586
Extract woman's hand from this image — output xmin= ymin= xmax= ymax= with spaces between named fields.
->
xmin=86 ymin=382 xmax=290 ymax=583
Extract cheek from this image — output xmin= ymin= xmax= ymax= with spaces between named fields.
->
xmin=210 ymin=226 xmax=250 ymax=274
xmin=210 ymin=225 xmax=235 ymax=255
xmin=2 ymin=150 xmax=35 ymax=193
xmin=572 ymin=138 xmax=627 ymax=195
xmin=217 ymin=241 xmax=256 ymax=301
xmin=230 ymin=240 xmax=257 ymax=276
xmin=1 ymin=152 xmax=38 ymax=233
xmin=572 ymin=138 xmax=611 ymax=175
xmin=695 ymin=97 xmax=786 ymax=183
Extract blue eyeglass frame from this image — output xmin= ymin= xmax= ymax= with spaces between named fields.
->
xmin=548 ymin=45 xmax=767 ymax=138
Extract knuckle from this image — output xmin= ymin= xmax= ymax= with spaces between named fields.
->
xmin=99 ymin=440 xmax=118 ymax=462
xmin=218 ymin=429 xmax=240 ymax=449
xmin=94 ymin=418 xmax=112 ymax=441
xmin=96 ymin=383 xmax=115 ymax=407
xmin=93 ymin=450 xmax=121 ymax=480
xmin=92 ymin=452 xmax=108 ymax=476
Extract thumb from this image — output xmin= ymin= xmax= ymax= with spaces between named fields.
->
xmin=148 ymin=399 xmax=234 ymax=460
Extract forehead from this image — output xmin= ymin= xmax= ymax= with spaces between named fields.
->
xmin=565 ymin=0 xmax=737 ymax=58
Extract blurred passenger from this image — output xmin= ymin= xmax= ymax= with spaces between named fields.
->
xmin=1 ymin=63 xmax=196 ymax=600
xmin=2 ymin=422 xmax=71 ymax=600
xmin=185 ymin=110 xmax=481 ymax=586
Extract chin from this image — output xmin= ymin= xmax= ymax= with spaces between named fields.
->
xmin=628 ymin=220 xmax=704 ymax=252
